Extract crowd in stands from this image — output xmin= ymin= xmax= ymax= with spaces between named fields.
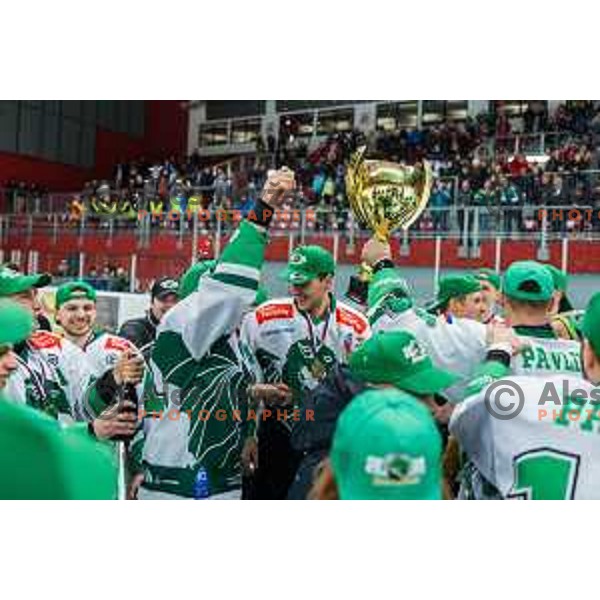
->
xmin=4 ymin=102 xmax=600 ymax=235
xmin=1 ymin=181 xmax=49 ymax=213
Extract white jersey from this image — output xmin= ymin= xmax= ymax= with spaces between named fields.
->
xmin=83 ymin=330 xmax=138 ymax=378
xmin=6 ymin=330 xmax=94 ymax=424
xmin=240 ymin=297 xmax=370 ymax=407
xmin=450 ymin=374 xmax=600 ymax=499
xmin=373 ymin=307 xmax=581 ymax=401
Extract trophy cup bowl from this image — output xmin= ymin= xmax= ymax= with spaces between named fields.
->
xmin=345 ymin=146 xmax=433 ymax=242
xmin=345 ymin=146 xmax=433 ymax=290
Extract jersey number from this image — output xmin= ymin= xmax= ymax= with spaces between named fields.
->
xmin=508 ymin=448 xmax=580 ymax=500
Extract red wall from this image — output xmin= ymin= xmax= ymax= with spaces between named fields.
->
xmin=0 ymin=101 xmax=188 ymax=191
xmin=4 ymin=228 xmax=600 ymax=290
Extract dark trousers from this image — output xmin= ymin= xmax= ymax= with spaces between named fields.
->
xmin=252 ymin=417 xmax=301 ymax=500
xmin=286 ymin=450 xmax=327 ymax=500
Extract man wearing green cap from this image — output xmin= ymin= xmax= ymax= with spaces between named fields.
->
xmin=361 ymin=239 xmax=583 ymax=402
xmin=474 ymin=267 xmax=503 ymax=324
xmin=289 ymin=329 xmax=458 ymax=499
xmin=240 ymin=243 xmax=370 ymax=499
xmin=109 ymin=168 xmax=296 ymax=500
xmin=450 ymin=291 xmax=600 ymax=500
xmin=55 ymin=280 xmax=144 ymax=390
xmin=0 ymin=299 xmax=118 ymax=499
xmin=314 ymin=388 xmax=443 ymax=500
xmin=427 ymin=274 xmax=487 ymax=323
xmin=0 ymin=266 xmax=135 ymax=439
xmin=54 ymin=279 xmax=143 ymax=495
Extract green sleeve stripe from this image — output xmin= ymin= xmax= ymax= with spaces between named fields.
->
xmin=211 ymin=272 xmax=259 ymax=291
xmin=152 ymin=331 xmax=197 ymax=387
xmin=215 ymin=262 xmax=260 ymax=281
xmin=218 ymin=220 xmax=267 ymax=270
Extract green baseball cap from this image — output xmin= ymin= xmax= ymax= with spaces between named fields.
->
xmin=279 ymin=245 xmax=335 ymax=286
xmin=330 ymin=388 xmax=442 ymax=500
xmin=475 ymin=267 xmax=501 ymax=291
xmin=0 ymin=401 xmax=118 ymax=499
xmin=349 ymin=330 xmax=459 ymax=396
xmin=367 ymin=268 xmax=410 ymax=310
xmin=503 ymin=260 xmax=554 ymax=303
xmin=543 ymin=264 xmax=573 ymax=312
xmin=56 ymin=280 xmax=97 ymax=308
xmin=428 ymin=274 xmax=482 ymax=313
xmin=581 ymin=292 xmax=600 ymax=356
xmin=178 ymin=260 xmax=217 ymax=300
xmin=0 ymin=299 xmax=34 ymax=345
xmin=0 ymin=266 xmax=51 ymax=297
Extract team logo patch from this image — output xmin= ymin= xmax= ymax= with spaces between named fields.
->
xmin=402 ymin=339 xmax=427 ymax=364
xmin=104 ymin=336 xmax=133 ymax=353
xmin=30 ymin=331 xmax=62 ymax=350
xmin=161 ymin=279 xmax=179 ymax=291
xmin=336 ymin=307 xmax=368 ymax=335
xmin=256 ymin=303 xmax=294 ymax=324
xmin=289 ymin=251 xmax=307 ymax=266
xmin=365 ymin=454 xmax=426 ymax=486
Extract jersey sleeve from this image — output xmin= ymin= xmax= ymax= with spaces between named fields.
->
xmin=373 ymin=301 xmax=487 ymax=381
xmin=151 ymin=220 xmax=267 ymax=386
xmin=449 ymin=392 xmax=497 ymax=490
xmin=238 ymin=311 xmax=265 ymax=384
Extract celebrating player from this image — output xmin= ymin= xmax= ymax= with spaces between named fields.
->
xmin=0 ymin=266 xmax=133 ymax=438
xmin=54 ymin=280 xmax=144 ymax=439
xmin=474 ymin=267 xmax=503 ymax=324
xmin=427 ymin=274 xmax=487 ymax=323
xmin=127 ymin=168 xmax=296 ymax=499
xmin=361 ymin=237 xmax=582 ymax=402
xmin=310 ymin=388 xmax=444 ymax=500
xmin=240 ymin=244 xmax=371 ymax=499
xmin=0 ymin=299 xmax=119 ymax=500
xmin=450 ymin=291 xmax=600 ymax=499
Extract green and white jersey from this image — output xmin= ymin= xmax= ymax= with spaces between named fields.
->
xmin=450 ymin=374 xmax=600 ymax=499
xmin=240 ymin=296 xmax=370 ymax=411
xmin=139 ymin=220 xmax=268 ymax=499
xmin=369 ymin=270 xmax=582 ymax=402
xmin=82 ymin=330 xmax=138 ymax=377
xmin=6 ymin=329 xmax=95 ymax=424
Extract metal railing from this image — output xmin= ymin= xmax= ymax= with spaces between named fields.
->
xmin=2 ymin=204 xmax=600 ymax=248
xmin=491 ymin=131 xmax=588 ymax=157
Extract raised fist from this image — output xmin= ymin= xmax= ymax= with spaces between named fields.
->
xmin=261 ymin=167 xmax=296 ymax=208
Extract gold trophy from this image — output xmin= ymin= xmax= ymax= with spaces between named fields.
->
xmin=345 ymin=146 xmax=433 ymax=283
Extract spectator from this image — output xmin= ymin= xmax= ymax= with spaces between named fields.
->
xmin=118 ymin=276 xmax=180 ymax=361
xmin=473 ymin=179 xmax=496 ymax=232
xmin=456 ymin=180 xmax=472 ymax=234
xmin=497 ymin=176 xmax=521 ymax=232
xmin=430 ymin=181 xmax=452 ymax=231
